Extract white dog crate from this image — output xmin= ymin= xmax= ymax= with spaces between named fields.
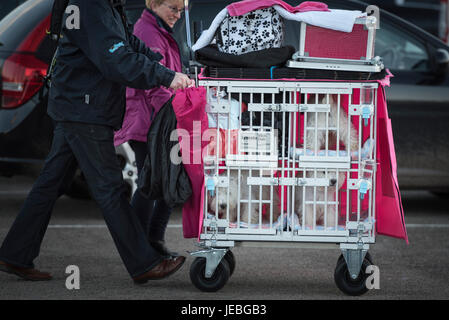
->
xmin=189 ymin=78 xmax=379 ymax=295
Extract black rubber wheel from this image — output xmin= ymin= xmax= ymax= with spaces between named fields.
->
xmin=190 ymin=257 xmax=230 ymax=292
xmin=334 ymin=256 xmax=372 ymax=296
xmin=223 ymin=250 xmax=236 ymax=276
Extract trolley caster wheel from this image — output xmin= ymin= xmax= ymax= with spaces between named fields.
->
xmin=338 ymin=252 xmax=373 ymax=265
xmin=224 ymin=250 xmax=236 ymax=276
xmin=334 ymin=256 xmax=372 ymax=296
xmin=190 ymin=257 xmax=230 ymax=292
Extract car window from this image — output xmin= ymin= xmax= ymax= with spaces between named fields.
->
xmin=375 ymin=21 xmax=430 ymax=71
xmin=401 ymin=0 xmax=440 ymax=6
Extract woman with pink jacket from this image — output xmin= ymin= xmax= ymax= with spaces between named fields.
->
xmin=114 ymin=0 xmax=184 ymax=258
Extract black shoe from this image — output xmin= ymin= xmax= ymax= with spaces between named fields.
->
xmin=150 ymin=240 xmax=180 ymax=259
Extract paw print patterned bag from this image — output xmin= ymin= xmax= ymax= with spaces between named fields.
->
xmin=216 ymin=7 xmax=284 ymax=55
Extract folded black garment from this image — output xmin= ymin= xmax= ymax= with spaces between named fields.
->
xmin=195 ymin=44 xmax=296 ymax=68
xmin=138 ymin=97 xmax=192 ymax=207
xmin=204 ymin=66 xmax=388 ymax=81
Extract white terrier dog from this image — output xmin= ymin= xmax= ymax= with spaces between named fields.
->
xmin=294 ymin=170 xmax=346 ymax=229
xmin=294 ymin=94 xmax=355 ymax=229
xmin=208 ymin=170 xmax=281 ymax=225
xmin=305 ymin=94 xmax=359 ymax=154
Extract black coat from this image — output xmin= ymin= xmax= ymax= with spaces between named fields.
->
xmin=138 ymin=98 xmax=192 ymax=207
xmin=48 ymin=0 xmax=175 ymax=130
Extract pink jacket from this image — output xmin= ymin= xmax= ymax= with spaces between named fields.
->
xmin=114 ymin=10 xmax=182 ymax=146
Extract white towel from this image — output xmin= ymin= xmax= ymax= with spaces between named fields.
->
xmin=192 ymin=7 xmax=367 ymax=52
xmin=274 ymin=6 xmax=366 ymax=33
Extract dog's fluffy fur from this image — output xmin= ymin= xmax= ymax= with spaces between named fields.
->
xmin=294 ymin=94 xmax=356 ymax=229
xmin=208 ymin=170 xmax=281 ymax=225
xmin=294 ymin=170 xmax=346 ymax=229
xmin=305 ymin=94 xmax=359 ymax=154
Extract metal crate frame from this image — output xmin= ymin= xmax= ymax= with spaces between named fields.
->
xmin=193 ymin=79 xmax=379 ymax=283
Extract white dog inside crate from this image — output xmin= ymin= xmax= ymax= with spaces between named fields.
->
xmin=207 ymin=170 xmax=281 ymax=226
xmin=294 ymin=169 xmax=346 ymax=230
xmin=305 ymin=94 xmax=359 ymax=154
xmin=292 ymin=93 xmax=357 ymax=229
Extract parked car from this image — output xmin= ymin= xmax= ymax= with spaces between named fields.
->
xmin=367 ymin=0 xmax=441 ymax=38
xmin=1 ymin=0 xmax=449 ymax=197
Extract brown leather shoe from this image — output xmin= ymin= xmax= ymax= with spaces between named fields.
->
xmin=0 ymin=260 xmax=52 ymax=281
xmin=133 ymin=256 xmax=186 ymax=284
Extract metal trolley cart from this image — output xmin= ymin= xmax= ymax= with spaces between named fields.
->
xmin=189 ymin=77 xmax=379 ymax=296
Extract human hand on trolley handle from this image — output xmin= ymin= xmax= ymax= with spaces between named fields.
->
xmin=169 ymin=72 xmax=195 ymax=91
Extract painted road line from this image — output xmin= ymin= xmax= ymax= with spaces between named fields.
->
xmin=405 ymin=224 xmax=449 ymax=228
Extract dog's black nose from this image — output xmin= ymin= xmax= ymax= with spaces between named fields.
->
xmin=220 ymin=204 xmax=227 ymax=210
xmin=330 ymin=179 xmax=337 ymax=186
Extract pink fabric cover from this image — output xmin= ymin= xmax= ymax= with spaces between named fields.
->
xmin=372 ymin=86 xmax=408 ymax=243
xmin=227 ymin=0 xmax=329 ymax=17
xmin=172 ymin=87 xmax=209 ymax=238
xmin=298 ymin=1 xmax=330 ymax=12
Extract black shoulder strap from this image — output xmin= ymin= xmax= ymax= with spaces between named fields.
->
xmin=48 ymin=0 xmax=70 ymax=42
xmin=42 ymin=0 xmax=70 ymax=90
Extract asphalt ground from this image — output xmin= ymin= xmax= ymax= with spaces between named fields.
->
xmin=0 ymin=172 xmax=448 ymax=301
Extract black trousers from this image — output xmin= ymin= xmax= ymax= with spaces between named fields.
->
xmin=0 ymin=122 xmax=162 ymax=277
xmin=129 ymin=140 xmax=172 ymax=243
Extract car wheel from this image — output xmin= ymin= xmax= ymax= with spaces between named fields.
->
xmin=65 ymin=143 xmax=138 ymax=200
xmin=115 ymin=142 xmax=138 ymax=200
